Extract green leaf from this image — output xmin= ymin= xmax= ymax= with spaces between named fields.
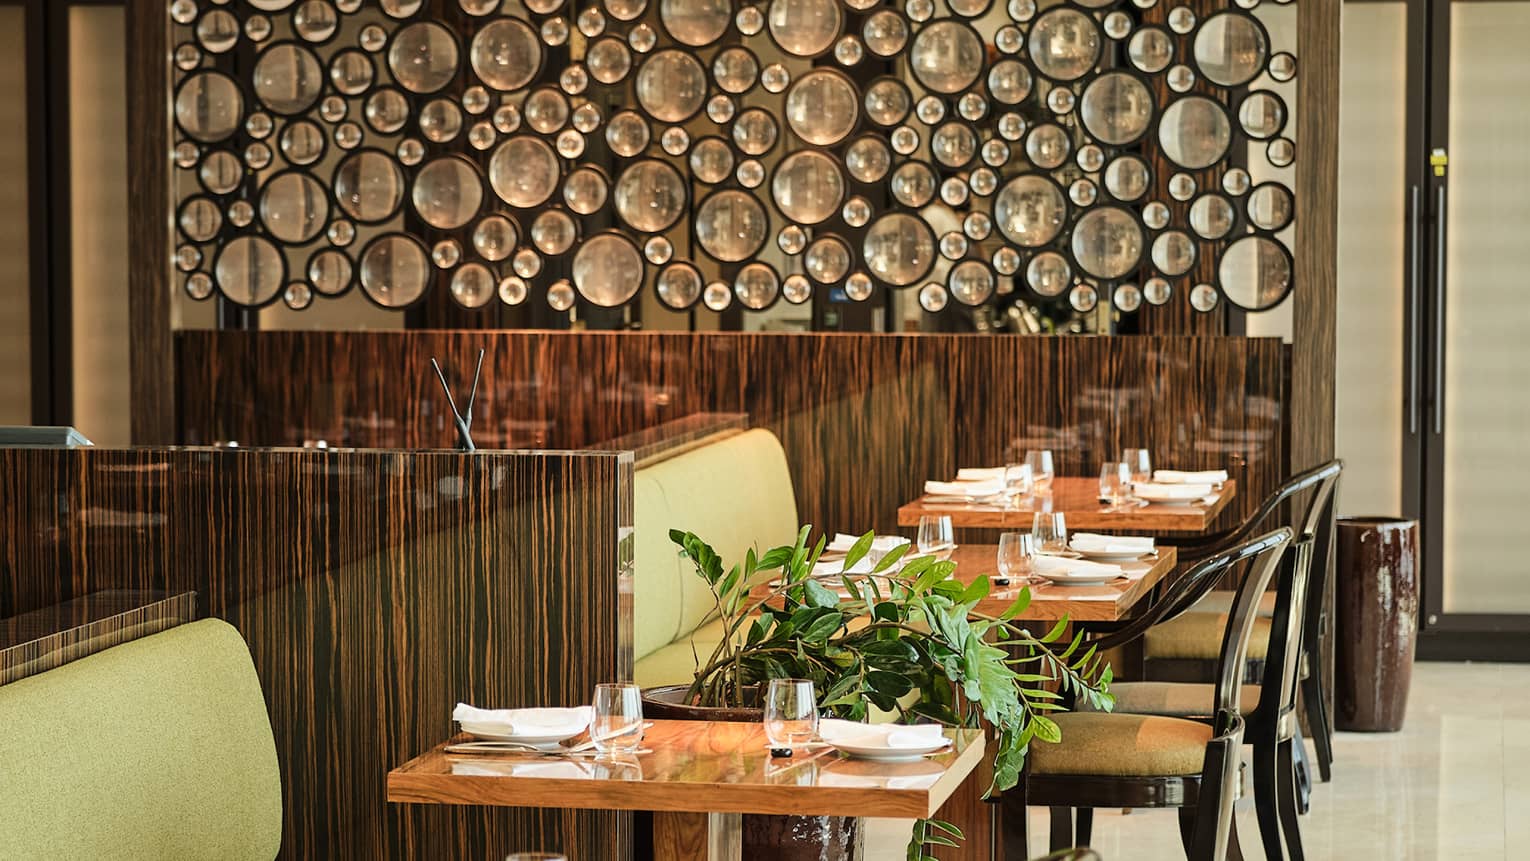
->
xmin=1039 ymin=617 xmax=1069 ymax=643
xmin=803 ymin=580 xmax=840 ymax=609
xmin=872 ymin=540 xmax=910 ymax=573
xmin=866 ymin=669 xmax=914 ymax=698
xmin=1031 ymin=715 xmax=1061 ymax=743
xmin=843 ymin=530 xmax=875 ymax=572
xmin=957 ymin=575 xmax=991 ymax=606
xmin=999 ymin=587 xmax=1032 ymax=621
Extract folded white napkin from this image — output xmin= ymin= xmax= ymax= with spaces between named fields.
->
xmin=1070 ymin=532 xmax=1155 ymax=554
xmin=955 ymin=467 xmax=1007 ymax=482
xmin=819 ymin=718 xmax=948 ymax=750
xmin=1153 ymin=469 xmax=1228 ymax=484
xmin=1031 ymin=555 xmax=1124 ymax=579
xmin=827 ymin=533 xmax=912 ymax=554
xmin=811 ymin=556 xmax=874 ymax=577
xmin=453 ymin=704 xmax=592 ymax=736
xmin=1133 ymin=482 xmax=1214 ymax=500
xmin=924 ymin=478 xmax=1004 ymax=497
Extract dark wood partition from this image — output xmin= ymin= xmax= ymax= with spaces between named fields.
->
xmin=177 ymin=332 xmax=1287 ymax=534
xmin=0 ymin=446 xmax=634 ymax=860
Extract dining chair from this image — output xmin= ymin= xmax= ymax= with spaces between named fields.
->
xmin=1082 ymin=529 xmax=1317 ymax=861
xmin=1001 ymin=527 xmax=1294 ymax=861
xmin=1142 ymin=461 xmax=1342 ymax=787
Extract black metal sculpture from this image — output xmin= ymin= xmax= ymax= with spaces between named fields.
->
xmin=430 ymin=349 xmax=484 ymax=453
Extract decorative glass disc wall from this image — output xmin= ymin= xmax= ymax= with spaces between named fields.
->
xmin=168 ymin=0 xmax=1298 ymax=316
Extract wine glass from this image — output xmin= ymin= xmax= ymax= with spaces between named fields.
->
xmin=1121 ymin=448 xmax=1152 ymax=485
xmin=1024 ymin=450 xmax=1055 ymax=490
xmin=1031 ymin=512 xmax=1068 ymax=555
xmin=917 ymin=515 xmax=953 ymax=554
xmin=764 ymin=679 xmax=819 ymax=751
xmin=1100 ymin=462 xmax=1133 ymax=509
xmin=997 ymin=532 xmax=1036 ymax=584
xmin=591 ymin=683 xmax=644 ymax=754
xmin=506 ymin=855 xmax=568 ymax=861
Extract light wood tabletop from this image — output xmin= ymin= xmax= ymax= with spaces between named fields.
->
xmin=947 ymin=544 xmax=1178 ymax=623
xmin=897 ymin=476 xmax=1236 ymax=532
xmin=389 ymin=719 xmax=985 ymax=859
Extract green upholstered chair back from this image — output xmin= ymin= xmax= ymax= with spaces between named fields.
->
xmin=0 ymin=618 xmax=282 ymax=860
xmin=632 ymin=428 xmax=799 ymax=661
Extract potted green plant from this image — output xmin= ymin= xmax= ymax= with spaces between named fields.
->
xmin=643 ymin=526 xmax=1115 ymax=860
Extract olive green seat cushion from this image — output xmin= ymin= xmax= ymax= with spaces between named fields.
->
xmin=1028 ymin=713 xmax=1213 ymax=777
xmin=1181 ymin=590 xmax=1277 ymax=617
xmin=0 ymin=618 xmax=282 ymax=860
xmin=1144 ymin=611 xmax=1271 ymax=661
xmin=1079 ymin=681 xmax=1261 ymax=718
xmin=634 ymin=429 xmax=799 ymax=685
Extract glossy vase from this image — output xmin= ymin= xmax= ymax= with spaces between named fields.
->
xmin=641 ymin=685 xmax=863 ymax=861
xmin=1335 ymin=517 xmax=1420 ymax=732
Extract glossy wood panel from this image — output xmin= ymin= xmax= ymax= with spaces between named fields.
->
xmin=0 ymin=590 xmax=194 ymax=685
xmin=176 ymin=332 xmax=1286 ymax=539
xmin=125 ymin=0 xmax=172 ymax=445
xmin=390 ymin=720 xmax=985 ymax=819
xmin=0 ymin=446 xmax=633 ymax=860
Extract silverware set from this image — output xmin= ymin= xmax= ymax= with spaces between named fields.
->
xmin=444 ymin=723 xmax=655 ymax=757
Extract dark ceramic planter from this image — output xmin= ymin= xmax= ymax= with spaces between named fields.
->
xmin=1335 ymin=517 xmax=1419 ymax=732
xmin=641 ymin=685 xmax=864 ymax=861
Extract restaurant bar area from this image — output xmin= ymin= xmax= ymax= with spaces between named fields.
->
xmin=2 ymin=0 xmax=1526 ymax=857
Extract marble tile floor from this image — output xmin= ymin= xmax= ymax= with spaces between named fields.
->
xmin=866 ymin=662 xmax=1530 ymax=859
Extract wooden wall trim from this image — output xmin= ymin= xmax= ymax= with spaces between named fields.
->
xmin=126 ymin=0 xmax=173 ymax=444
xmin=1293 ymin=0 xmax=1341 ymax=472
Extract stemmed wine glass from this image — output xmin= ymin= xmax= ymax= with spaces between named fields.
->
xmin=1031 ymin=512 xmax=1068 ymax=555
xmin=764 ymin=679 xmax=819 ymax=754
xmin=1003 ymin=461 xmax=1033 ymax=508
xmin=1121 ymin=448 xmax=1152 ymax=486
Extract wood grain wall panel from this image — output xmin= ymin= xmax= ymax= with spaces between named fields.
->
xmin=126 ymin=0 xmax=173 ymax=444
xmin=177 ymin=332 xmax=1285 ymax=536
xmin=0 ymin=447 xmax=633 ymax=860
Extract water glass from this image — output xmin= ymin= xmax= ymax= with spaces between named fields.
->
xmin=764 ymin=679 xmax=819 ymax=749
xmin=1122 ymin=448 xmax=1153 ymax=485
xmin=917 ymin=514 xmax=954 ymax=553
xmin=1031 ymin=512 xmax=1068 ymax=555
xmin=1100 ymin=461 xmax=1133 ymax=507
xmin=997 ymin=532 xmax=1036 ymax=583
xmin=1024 ymin=450 xmax=1055 ymax=489
xmin=591 ymin=683 xmax=644 ymax=754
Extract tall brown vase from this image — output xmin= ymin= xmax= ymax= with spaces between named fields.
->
xmin=640 ymin=685 xmax=864 ymax=861
xmin=1335 ymin=517 xmax=1420 ymax=732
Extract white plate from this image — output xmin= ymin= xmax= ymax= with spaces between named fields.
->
xmin=1036 ymin=573 xmax=1121 ymax=587
xmin=826 ymin=738 xmax=952 ymax=762
xmin=1073 ymin=548 xmax=1155 ymax=562
xmin=1136 ymin=491 xmax=1210 ymax=506
xmin=458 ymin=722 xmax=582 ymax=749
xmin=1037 ymin=550 xmax=1084 ymax=560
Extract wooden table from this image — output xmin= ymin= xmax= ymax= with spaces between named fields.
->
xmin=948 ymin=544 xmax=1178 ymax=623
xmin=388 ymin=719 xmax=985 ymax=860
xmin=897 ymin=476 xmax=1236 ymax=532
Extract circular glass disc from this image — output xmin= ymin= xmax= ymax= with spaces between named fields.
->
xmin=412 ymin=156 xmax=484 ymax=229
xmin=771 ymin=150 xmax=844 ymax=225
xmin=259 ymin=171 xmax=329 ymax=243
xmin=785 ymin=69 xmax=858 ymax=145
xmin=1220 ymin=235 xmax=1292 ymax=310
xmin=1159 ymin=96 xmax=1232 ymax=170
xmin=215 ymin=235 xmax=286 ymax=306
xmin=995 ymin=175 xmax=1066 ymax=247
xmin=909 ymin=20 xmax=984 ymax=94
xmin=1028 ymin=8 xmax=1101 ymax=82
xmin=768 ymin=0 xmax=842 ymax=57
xmin=615 ymin=159 xmax=688 ymax=232
xmin=489 ymin=135 xmax=561 ymax=207
xmin=470 ymin=18 xmax=543 ymax=91
xmin=636 ymin=50 xmax=708 ymax=122
xmin=862 ymin=213 xmax=936 ymax=286
xmin=1079 ymin=71 xmax=1154 ymax=145
xmin=332 ymin=149 xmax=406 ymax=223
xmin=1071 ymin=206 xmax=1144 ymax=279
xmin=695 ymin=190 xmax=769 ymax=261
xmin=573 ymin=233 xmax=645 ymax=306
xmin=388 ymin=22 xmax=460 ymax=94
xmin=176 ymin=72 xmax=243 ymax=142
xmin=1194 ymin=12 xmax=1268 ymax=88
xmin=359 ymin=234 xmax=431 ymax=308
